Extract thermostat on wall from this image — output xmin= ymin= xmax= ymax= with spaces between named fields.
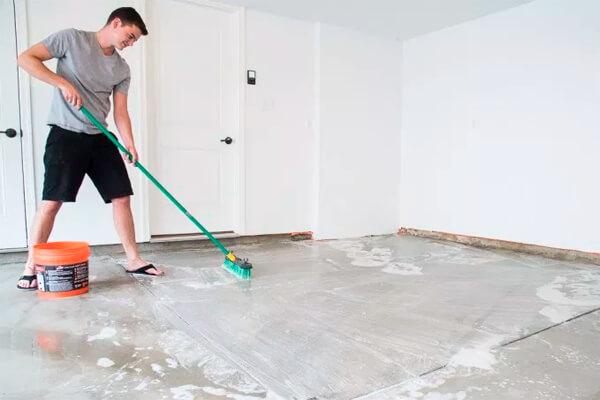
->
xmin=247 ymin=70 xmax=256 ymax=85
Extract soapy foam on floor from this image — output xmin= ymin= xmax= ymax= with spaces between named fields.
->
xmin=87 ymin=327 xmax=116 ymax=342
xmin=449 ymin=334 xmax=504 ymax=371
xmin=537 ymin=271 xmax=600 ymax=322
xmin=329 ymin=240 xmax=423 ymax=275
xmin=97 ymin=358 xmax=115 ymax=368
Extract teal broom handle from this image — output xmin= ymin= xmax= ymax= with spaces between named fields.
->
xmin=80 ymin=106 xmax=230 ymax=256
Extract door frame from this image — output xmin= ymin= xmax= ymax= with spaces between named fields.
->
xmin=12 ymin=0 xmax=35 ymax=248
xmin=12 ymin=0 xmax=248 ymax=243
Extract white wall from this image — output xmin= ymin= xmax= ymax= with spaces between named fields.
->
xmin=315 ymin=24 xmax=402 ymax=239
xmin=400 ymin=0 xmax=600 ymax=252
xmin=243 ymin=10 xmax=316 ymax=235
xmin=20 ymin=0 xmax=146 ymax=245
xmin=243 ymin=12 xmax=404 ymax=239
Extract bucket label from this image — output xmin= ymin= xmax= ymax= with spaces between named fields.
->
xmin=36 ymin=261 xmax=89 ymax=293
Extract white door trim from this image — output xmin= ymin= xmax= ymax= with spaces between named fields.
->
xmin=14 ymin=0 xmax=35 ymax=246
xmin=235 ymin=6 xmax=247 ymax=235
xmin=135 ymin=0 xmax=151 ymax=242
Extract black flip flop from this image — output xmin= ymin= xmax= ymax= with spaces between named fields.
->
xmin=125 ymin=264 xmax=161 ymax=276
xmin=17 ymin=275 xmax=38 ymax=291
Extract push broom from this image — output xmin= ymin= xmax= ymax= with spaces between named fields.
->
xmin=80 ymin=106 xmax=252 ymax=279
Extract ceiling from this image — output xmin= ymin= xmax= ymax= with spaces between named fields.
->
xmin=217 ymin=0 xmax=536 ymax=40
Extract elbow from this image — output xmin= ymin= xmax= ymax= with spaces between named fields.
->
xmin=17 ymin=53 xmax=26 ymax=68
xmin=17 ymin=52 xmax=32 ymax=69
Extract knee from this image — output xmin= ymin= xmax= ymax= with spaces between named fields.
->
xmin=111 ymin=196 xmax=131 ymax=207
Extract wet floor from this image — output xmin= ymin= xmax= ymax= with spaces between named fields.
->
xmin=1 ymin=235 xmax=599 ymax=399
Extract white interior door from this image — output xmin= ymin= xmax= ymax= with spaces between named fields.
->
xmin=0 ymin=0 xmax=27 ymax=249
xmin=148 ymin=0 xmax=239 ymax=236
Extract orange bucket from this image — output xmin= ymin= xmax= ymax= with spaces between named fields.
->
xmin=33 ymin=241 xmax=91 ymax=299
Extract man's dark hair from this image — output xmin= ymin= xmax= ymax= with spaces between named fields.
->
xmin=106 ymin=7 xmax=148 ymax=36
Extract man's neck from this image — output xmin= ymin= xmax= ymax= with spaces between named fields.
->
xmin=95 ymin=30 xmax=114 ymax=56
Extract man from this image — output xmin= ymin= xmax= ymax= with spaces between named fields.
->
xmin=17 ymin=7 xmax=163 ymax=290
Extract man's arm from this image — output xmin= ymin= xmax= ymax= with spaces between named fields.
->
xmin=113 ymin=91 xmax=138 ymax=164
xmin=17 ymin=43 xmax=82 ymax=108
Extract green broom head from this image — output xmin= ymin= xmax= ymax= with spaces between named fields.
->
xmin=223 ymin=252 xmax=252 ymax=279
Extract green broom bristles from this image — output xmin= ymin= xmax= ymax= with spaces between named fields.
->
xmin=223 ymin=255 xmax=252 ymax=280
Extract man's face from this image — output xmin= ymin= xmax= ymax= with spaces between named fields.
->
xmin=111 ymin=18 xmax=142 ymax=50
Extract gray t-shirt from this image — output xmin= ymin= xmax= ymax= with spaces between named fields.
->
xmin=42 ymin=28 xmax=130 ymax=134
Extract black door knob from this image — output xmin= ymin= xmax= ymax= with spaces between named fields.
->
xmin=220 ymin=137 xmax=233 ymax=145
xmin=1 ymin=128 xmax=17 ymax=138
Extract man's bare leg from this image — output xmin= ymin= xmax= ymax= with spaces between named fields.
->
xmin=112 ymin=195 xmax=163 ymax=275
xmin=18 ymin=200 xmax=63 ymax=288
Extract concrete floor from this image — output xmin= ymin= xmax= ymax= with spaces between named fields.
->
xmin=1 ymin=235 xmax=599 ymax=399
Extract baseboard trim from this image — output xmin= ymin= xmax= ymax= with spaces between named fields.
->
xmin=398 ymin=227 xmax=600 ymax=265
xmin=150 ymin=231 xmax=238 ymax=243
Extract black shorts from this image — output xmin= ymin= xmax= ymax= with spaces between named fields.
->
xmin=42 ymin=125 xmax=134 ymax=204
